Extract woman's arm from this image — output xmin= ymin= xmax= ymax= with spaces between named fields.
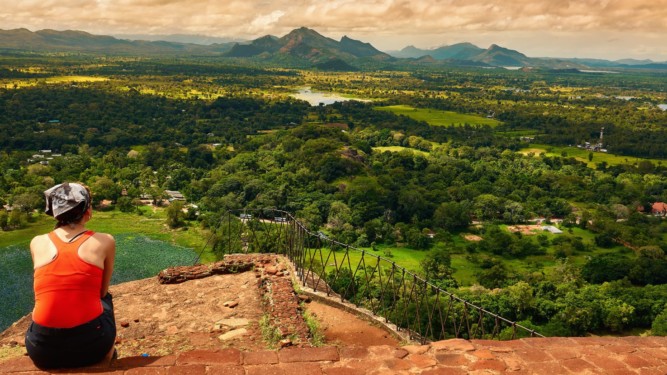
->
xmin=100 ymin=234 xmax=116 ymax=297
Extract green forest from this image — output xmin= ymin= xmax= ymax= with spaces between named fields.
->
xmin=2 ymin=54 xmax=667 ymax=337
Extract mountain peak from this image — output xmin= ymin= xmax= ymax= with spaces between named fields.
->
xmin=285 ymin=27 xmax=324 ymax=38
xmin=474 ymin=43 xmax=530 ymax=66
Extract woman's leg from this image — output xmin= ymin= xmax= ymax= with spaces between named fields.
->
xmin=99 ymin=292 xmax=118 ymax=363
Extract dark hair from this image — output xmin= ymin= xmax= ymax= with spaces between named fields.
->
xmin=54 ymin=201 xmax=89 ymax=228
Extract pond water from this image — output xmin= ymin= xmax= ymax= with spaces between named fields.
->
xmin=578 ymin=69 xmax=620 ymax=74
xmin=290 ymin=87 xmax=368 ymax=106
xmin=0 ymin=234 xmax=197 ymax=332
xmin=658 ymin=104 xmax=667 ymax=111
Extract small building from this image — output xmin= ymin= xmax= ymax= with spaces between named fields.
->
xmin=652 ymin=202 xmax=667 ymax=217
xmin=542 ymin=225 xmax=563 ymax=234
xmin=165 ymin=190 xmax=185 ymax=201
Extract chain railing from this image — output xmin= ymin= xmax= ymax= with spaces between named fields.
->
xmin=206 ymin=208 xmax=543 ymax=343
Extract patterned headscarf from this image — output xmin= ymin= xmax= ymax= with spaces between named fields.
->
xmin=44 ymin=182 xmax=91 ymax=218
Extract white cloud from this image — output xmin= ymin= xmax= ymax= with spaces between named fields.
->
xmin=248 ymin=10 xmax=286 ymax=34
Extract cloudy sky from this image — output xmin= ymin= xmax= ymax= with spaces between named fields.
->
xmin=1 ymin=0 xmax=666 ymax=60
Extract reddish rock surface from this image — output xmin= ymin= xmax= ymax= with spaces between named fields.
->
xmin=2 ymin=254 xmax=667 ymax=374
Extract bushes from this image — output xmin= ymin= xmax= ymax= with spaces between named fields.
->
xmin=581 ymin=255 xmax=632 ymax=284
xmin=652 ymin=306 xmax=667 ymax=336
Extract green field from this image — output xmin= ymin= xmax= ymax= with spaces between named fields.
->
xmin=306 ymin=244 xmax=429 ymax=278
xmin=375 ymin=105 xmax=501 ymax=127
xmin=373 ymin=146 xmax=430 ymax=156
xmin=1 ymin=75 xmax=109 ymax=89
xmin=520 ymin=144 xmax=665 ymax=168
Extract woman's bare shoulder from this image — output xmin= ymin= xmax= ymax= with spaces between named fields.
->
xmin=30 ymin=233 xmax=50 ymax=248
xmin=90 ymin=232 xmax=116 ymax=247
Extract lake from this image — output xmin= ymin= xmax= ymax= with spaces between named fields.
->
xmin=290 ymin=87 xmax=368 ymax=106
xmin=579 ymin=69 xmax=620 ymax=74
xmin=0 ymin=234 xmax=197 ymax=332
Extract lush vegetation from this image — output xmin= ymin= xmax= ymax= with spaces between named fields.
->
xmin=2 ymin=54 xmax=667 ymax=337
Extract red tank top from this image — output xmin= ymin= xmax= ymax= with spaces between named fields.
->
xmin=32 ymin=231 xmax=104 ymax=328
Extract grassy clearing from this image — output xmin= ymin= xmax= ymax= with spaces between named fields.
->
xmin=46 ymin=76 xmax=108 ymax=83
xmin=0 ymin=216 xmax=53 ymax=248
xmin=350 ymin=244 xmax=429 ymax=272
xmin=306 ymin=244 xmax=428 ymax=277
xmin=496 ymin=130 xmax=541 ymax=137
xmin=375 ymin=105 xmax=501 ymax=127
xmin=1 ymin=76 xmax=109 ymax=89
xmin=373 ymin=146 xmax=430 ymax=156
xmin=520 ymin=143 xmax=665 ymax=168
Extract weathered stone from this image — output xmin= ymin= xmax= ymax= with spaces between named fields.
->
xmin=120 ymin=321 xmax=130 ymax=328
xmin=431 ymin=339 xmax=475 ymax=352
xmin=408 ymin=353 xmax=438 ymax=368
xmin=215 ymin=318 xmax=250 ymax=331
xmin=393 ymin=349 xmax=409 ymax=359
xmin=223 ymin=300 xmax=239 ymax=308
xmin=402 ymin=344 xmax=430 ymax=355
xmin=218 ymin=328 xmax=248 ymax=341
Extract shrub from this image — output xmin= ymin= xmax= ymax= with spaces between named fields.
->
xmin=652 ymin=306 xmax=667 ymax=336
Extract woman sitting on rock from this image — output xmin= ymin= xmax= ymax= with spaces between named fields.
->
xmin=25 ymin=182 xmax=117 ymax=369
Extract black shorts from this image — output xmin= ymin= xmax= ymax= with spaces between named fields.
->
xmin=25 ymin=293 xmax=116 ymax=369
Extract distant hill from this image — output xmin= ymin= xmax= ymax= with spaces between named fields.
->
xmin=390 ymin=42 xmax=484 ymax=60
xmin=0 ymin=28 xmax=233 ymax=55
xmin=226 ymin=27 xmax=391 ymax=68
xmin=390 ymin=43 xmax=533 ymax=67
xmin=113 ymin=33 xmax=244 ymax=45
xmin=0 ymin=27 xmax=665 ymax=70
xmin=471 ymin=44 xmax=531 ymax=66
xmin=388 ymin=42 xmax=666 ymax=70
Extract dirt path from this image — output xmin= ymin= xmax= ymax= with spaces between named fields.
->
xmin=306 ymin=301 xmax=399 ymax=348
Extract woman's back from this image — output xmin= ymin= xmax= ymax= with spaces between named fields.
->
xmin=32 ymin=231 xmax=104 ymax=328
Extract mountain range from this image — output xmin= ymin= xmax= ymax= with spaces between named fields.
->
xmin=0 ymin=27 xmax=664 ymax=71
